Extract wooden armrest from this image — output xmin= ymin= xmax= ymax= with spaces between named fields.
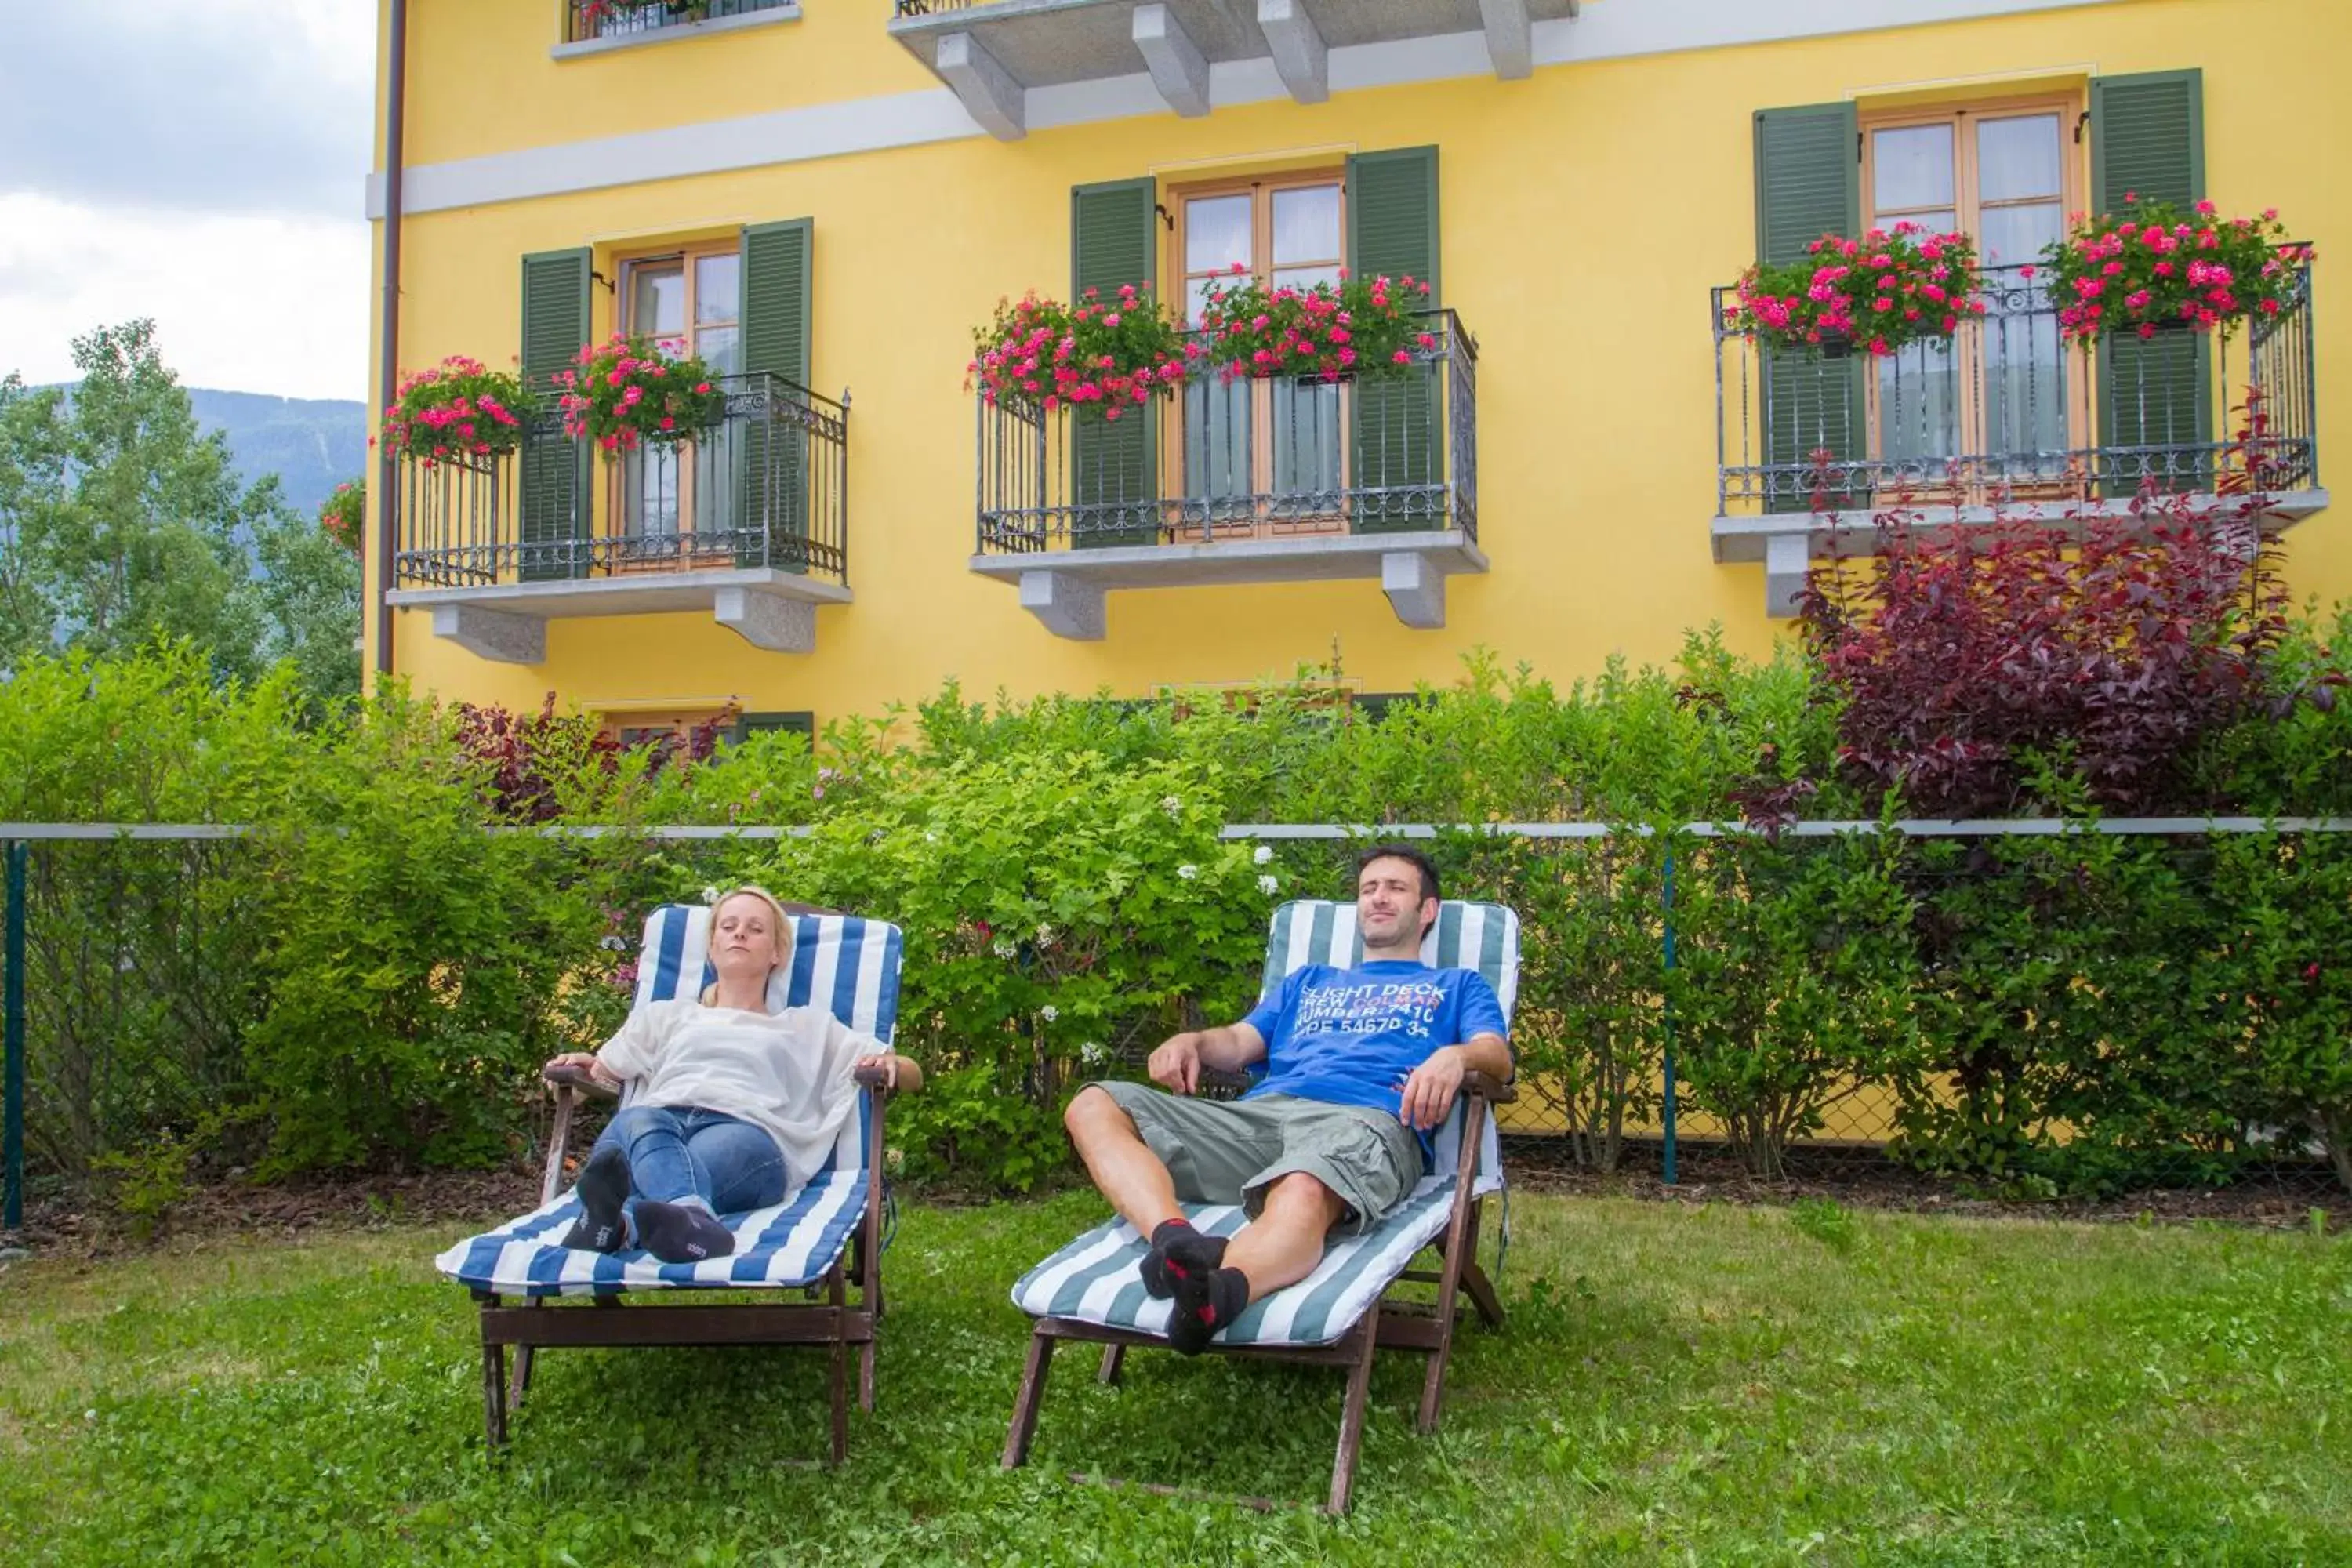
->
xmin=1463 ymin=1069 xmax=1516 ymax=1106
xmin=855 ymin=1058 xmax=924 ymax=1094
xmin=544 ymin=1064 xmax=618 ymax=1098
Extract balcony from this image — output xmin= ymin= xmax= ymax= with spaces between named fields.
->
xmin=386 ymin=372 xmax=850 ymax=663
xmin=557 ymin=0 xmax=800 ymax=53
xmin=968 ymin=310 xmax=1480 ymax=638
xmin=1712 ymin=260 xmax=2326 ymax=617
xmin=888 ymin=0 xmax=1580 ymax=138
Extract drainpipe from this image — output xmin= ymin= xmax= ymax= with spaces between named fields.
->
xmin=373 ymin=0 xmax=408 ymax=683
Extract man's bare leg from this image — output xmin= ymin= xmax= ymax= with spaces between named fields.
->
xmin=1063 ymin=1086 xmax=1183 ymax=1237
xmin=1222 ymin=1171 xmax=1346 ymax=1303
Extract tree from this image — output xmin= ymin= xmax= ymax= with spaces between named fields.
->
xmin=0 ymin=320 xmax=361 ymax=706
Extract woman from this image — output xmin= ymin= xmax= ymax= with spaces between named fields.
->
xmin=545 ymin=886 xmax=920 ymax=1264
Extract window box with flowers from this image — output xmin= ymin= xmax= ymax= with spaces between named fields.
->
xmin=379 ymin=356 xmax=536 ymax=467
xmin=1726 ymin=223 xmax=1986 ymax=358
xmin=2043 ymin=197 xmax=2314 ymax=342
xmin=967 ymin=284 xmax=1189 ymax=420
xmin=1191 ymin=267 xmax=1438 ymax=383
xmin=554 ymin=334 xmax=730 ymax=456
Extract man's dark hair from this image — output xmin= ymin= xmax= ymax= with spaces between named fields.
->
xmin=1355 ymin=844 xmax=1441 ymax=907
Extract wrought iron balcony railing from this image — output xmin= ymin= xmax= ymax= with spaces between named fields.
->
xmin=1712 ymin=258 xmax=2318 ymax=517
xmin=565 ymin=0 xmax=797 ymax=44
xmin=974 ymin=310 xmax=1476 ymax=554
xmin=392 ymin=371 xmax=848 ymax=590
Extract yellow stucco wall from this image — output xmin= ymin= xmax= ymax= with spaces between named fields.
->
xmin=368 ymin=0 xmax=2352 ymax=724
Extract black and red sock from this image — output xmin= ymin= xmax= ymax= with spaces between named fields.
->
xmin=1167 ymin=1265 xmax=1249 ymax=1356
xmin=1139 ymin=1217 xmax=1228 ymax=1299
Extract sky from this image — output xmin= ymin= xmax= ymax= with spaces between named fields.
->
xmin=0 ymin=0 xmax=376 ymax=401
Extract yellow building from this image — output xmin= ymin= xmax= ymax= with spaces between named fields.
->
xmin=367 ymin=0 xmax=2343 ymax=739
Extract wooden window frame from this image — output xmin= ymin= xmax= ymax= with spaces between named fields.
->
xmin=1167 ymin=169 xmax=1350 ymax=539
xmin=608 ymin=239 xmax=743 ymax=561
xmin=1858 ymin=90 xmax=2089 ymax=497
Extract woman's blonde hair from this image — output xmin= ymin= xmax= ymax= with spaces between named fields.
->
xmin=699 ymin=884 xmax=797 ymax=1007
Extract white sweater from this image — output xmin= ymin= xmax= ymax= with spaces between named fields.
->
xmin=596 ymin=998 xmax=884 ymax=1190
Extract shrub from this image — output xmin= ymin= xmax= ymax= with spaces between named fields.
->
xmin=1803 ymin=500 xmax=2288 ymax=817
xmin=318 ymin=479 xmax=365 ymax=554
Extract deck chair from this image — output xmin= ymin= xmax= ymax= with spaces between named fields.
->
xmin=434 ymin=902 xmax=909 ymax=1464
xmin=1003 ymin=898 xmax=1519 ymax=1514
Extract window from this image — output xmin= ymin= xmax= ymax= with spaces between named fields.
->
xmin=1861 ymin=97 xmax=2082 ymax=483
xmin=616 ymin=244 xmax=743 ymax=547
xmin=566 ymin=0 xmax=797 ymax=45
xmin=728 ymin=710 xmax=815 ymax=746
xmin=1173 ymin=173 xmax=1349 ymax=535
xmin=600 ymin=705 xmax=740 ymax=747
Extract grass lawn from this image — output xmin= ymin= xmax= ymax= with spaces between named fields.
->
xmin=1 ymin=1191 xmax=2346 ymax=1566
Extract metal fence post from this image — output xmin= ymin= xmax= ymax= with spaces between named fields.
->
xmin=4 ymin=840 xmax=25 ymax=1229
xmin=1661 ymin=842 xmax=1679 ymax=1188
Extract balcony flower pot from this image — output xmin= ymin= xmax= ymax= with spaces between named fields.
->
xmin=1726 ymin=223 xmax=1985 ymax=358
xmin=1192 ymin=268 xmax=1436 ymax=383
xmin=968 ymin=285 xmax=1188 ymax=420
xmin=554 ymin=333 xmax=729 ymax=457
xmin=379 ymin=356 xmax=536 ymax=467
xmin=2044 ymin=198 xmax=2312 ymax=343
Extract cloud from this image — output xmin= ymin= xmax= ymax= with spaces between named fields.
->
xmin=0 ymin=0 xmax=376 ymax=219
xmin=0 ymin=194 xmax=369 ymax=401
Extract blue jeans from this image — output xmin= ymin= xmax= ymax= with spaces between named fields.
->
xmin=590 ymin=1105 xmax=786 ymax=1227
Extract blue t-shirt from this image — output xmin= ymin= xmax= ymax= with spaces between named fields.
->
xmin=1240 ymin=960 xmax=1511 ymax=1121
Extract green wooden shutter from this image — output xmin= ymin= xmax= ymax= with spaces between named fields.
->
xmin=728 ymin=710 xmax=815 ymax=746
xmin=1348 ymin=146 xmax=1442 ymax=533
xmin=741 ymin=218 xmax=813 ymax=570
xmin=1070 ymin=177 xmax=1160 ymax=547
xmin=2091 ymin=70 xmax=2209 ymax=496
xmin=519 ymin=248 xmax=591 ymax=579
xmin=1753 ymin=103 xmax=1863 ymax=516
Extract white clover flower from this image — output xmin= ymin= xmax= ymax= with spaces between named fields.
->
xmin=924 ymin=829 xmax=939 ymax=844
xmin=1258 ymin=874 xmax=1280 ymax=895
xmin=1080 ymin=1040 xmax=1107 ymax=1066
xmin=1161 ymin=794 xmax=1184 ymax=817
xmin=1040 ymin=1004 xmax=1060 ymax=1022
xmin=884 ymin=1146 xmax=905 ymax=1174
xmin=1035 ymin=924 xmax=1056 ymax=947
xmin=1176 ymin=863 xmax=1199 ymax=880
xmin=700 ymin=886 xmax=720 ymax=906
xmin=1253 ymin=844 xmax=1275 ymax=865
xmin=993 ymin=938 xmax=1018 ymax=959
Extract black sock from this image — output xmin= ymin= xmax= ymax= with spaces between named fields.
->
xmin=1140 ymin=1218 xmax=1228 ymax=1299
xmin=1167 ymin=1265 xmax=1249 ymax=1356
xmin=633 ymin=1198 xmax=736 ymax=1263
xmin=561 ymin=1144 xmax=631 ymax=1252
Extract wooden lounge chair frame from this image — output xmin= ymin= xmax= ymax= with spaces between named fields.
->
xmin=466 ymin=902 xmax=912 ymax=1466
xmin=1000 ymin=1070 xmax=1515 ymax=1515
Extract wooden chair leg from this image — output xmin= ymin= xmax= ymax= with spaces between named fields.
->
xmin=1096 ymin=1344 xmax=1125 ymax=1386
xmin=1001 ymin=1330 xmax=1057 ymax=1469
xmin=1327 ymin=1318 xmax=1378 ymax=1515
xmin=481 ymin=1339 xmax=508 ymax=1451
xmin=858 ymin=1337 xmax=877 ymax=1414
xmin=1461 ymin=1261 xmax=1505 ymax=1329
xmin=828 ymin=1265 xmax=849 ymax=1466
xmin=510 ymin=1344 xmax=535 ymax=1410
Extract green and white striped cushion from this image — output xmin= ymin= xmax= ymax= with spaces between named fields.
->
xmin=1011 ymin=899 xmax=1519 ymax=1348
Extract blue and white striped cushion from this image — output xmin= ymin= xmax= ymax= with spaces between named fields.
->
xmin=436 ymin=906 xmax=903 ymax=1298
xmin=1011 ymin=899 xmax=1519 ymax=1347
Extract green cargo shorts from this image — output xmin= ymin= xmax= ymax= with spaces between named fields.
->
xmin=1088 ymin=1080 xmax=1425 ymax=1234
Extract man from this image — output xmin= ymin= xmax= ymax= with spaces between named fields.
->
xmin=1062 ymin=845 xmax=1512 ymax=1354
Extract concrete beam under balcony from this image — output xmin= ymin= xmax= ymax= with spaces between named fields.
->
xmin=1712 ymin=489 xmax=2333 ymax=619
xmin=386 ymin=569 xmax=853 ymax=663
xmin=935 ymin=31 xmax=1025 ymax=140
xmin=971 ymin=528 xmax=1486 ymax=639
xmin=886 ymin=0 xmax=1581 ymax=104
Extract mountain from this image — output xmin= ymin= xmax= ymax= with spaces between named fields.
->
xmin=187 ymin=389 xmax=368 ymax=517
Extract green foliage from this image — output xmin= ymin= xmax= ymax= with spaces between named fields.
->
xmin=0 ymin=321 xmax=361 ymax=709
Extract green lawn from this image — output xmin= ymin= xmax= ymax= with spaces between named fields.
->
xmin=1 ymin=1192 xmax=2346 ymax=1566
